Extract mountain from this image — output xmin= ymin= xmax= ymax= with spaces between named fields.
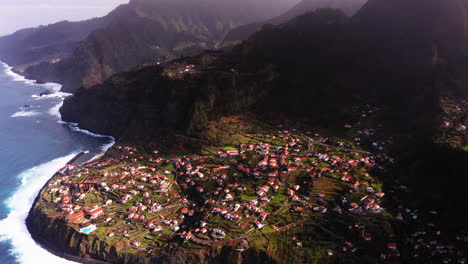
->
xmin=350 ymin=0 xmax=468 ymax=96
xmin=0 ymin=17 xmax=112 ymax=70
xmin=0 ymin=0 xmax=297 ymax=92
xmin=59 ymin=9 xmax=356 ymax=140
xmin=59 ymin=4 xmax=468 ymax=252
xmin=222 ymin=0 xmax=367 ymax=45
xmin=61 ymin=0 xmax=468 ymax=140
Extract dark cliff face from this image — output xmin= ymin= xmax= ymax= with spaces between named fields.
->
xmin=60 ymin=51 xmax=277 ymax=141
xmin=61 ymin=1 xmax=468 ymax=144
xmin=60 ymin=9 xmax=366 ymax=142
xmin=27 ymin=192 xmax=277 ymax=264
xmin=343 ymin=0 xmax=468 ymax=136
xmin=351 ymin=0 xmax=468 ymax=97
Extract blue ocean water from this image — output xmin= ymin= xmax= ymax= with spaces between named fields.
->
xmin=0 ymin=62 xmax=114 ymax=264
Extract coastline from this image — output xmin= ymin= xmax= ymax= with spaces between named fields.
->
xmin=25 ymin=152 xmax=112 ymax=264
xmin=23 ymin=140 xmax=118 ymax=264
xmin=0 ymin=61 xmax=116 ymax=264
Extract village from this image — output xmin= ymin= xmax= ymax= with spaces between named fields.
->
xmin=438 ymin=98 xmax=467 ymax=150
xmin=36 ymin=104 xmax=467 ymax=263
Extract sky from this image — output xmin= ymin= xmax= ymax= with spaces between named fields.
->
xmin=0 ymin=0 xmax=130 ymax=36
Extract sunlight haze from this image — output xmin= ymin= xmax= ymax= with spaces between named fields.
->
xmin=0 ymin=0 xmax=130 ymax=36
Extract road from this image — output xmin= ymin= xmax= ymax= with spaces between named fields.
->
xmin=305 ymin=136 xmax=371 ymax=155
xmin=190 ymin=220 xmax=343 ymax=246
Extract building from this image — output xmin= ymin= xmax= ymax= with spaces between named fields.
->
xmin=66 ymin=211 xmax=85 ymax=221
xmin=268 ymin=171 xmax=278 ymax=177
xmin=227 ymin=150 xmax=239 ymax=156
xmin=85 ymin=207 xmax=104 ymax=219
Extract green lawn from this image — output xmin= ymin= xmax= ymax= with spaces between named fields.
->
xmin=241 ymin=194 xmax=258 ymax=201
xmin=270 ymin=194 xmax=288 ymax=204
xmin=162 ymin=163 xmax=175 ymax=171
xmin=219 ymin=146 xmax=238 ymax=151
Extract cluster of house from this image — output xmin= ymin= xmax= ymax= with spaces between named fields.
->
xmin=48 ymin=160 xmax=113 ymax=225
xmin=157 ymin=128 xmax=399 ymax=247
xmin=338 ymin=105 xmax=467 ymax=263
xmin=442 ymin=102 xmax=468 ymax=133
xmin=41 ymin=111 xmax=466 ymax=263
xmin=380 ymin=196 xmax=468 ymax=263
xmin=164 ymin=62 xmax=198 ymax=78
xmin=65 ymin=206 xmax=104 ymax=222
xmin=45 ymin=146 xmax=181 ymax=233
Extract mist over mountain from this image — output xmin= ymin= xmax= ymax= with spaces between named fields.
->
xmin=0 ymin=0 xmax=298 ymax=92
xmin=223 ymin=0 xmax=367 ymax=45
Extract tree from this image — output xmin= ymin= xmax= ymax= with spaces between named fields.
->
xmin=187 ymin=100 xmax=209 ymax=135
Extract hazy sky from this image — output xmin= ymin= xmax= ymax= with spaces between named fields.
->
xmin=0 ymin=0 xmax=130 ymax=36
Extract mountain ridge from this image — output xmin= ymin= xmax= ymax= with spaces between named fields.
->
xmin=0 ymin=0 xmax=297 ymax=92
xmin=222 ymin=0 xmax=367 ymax=45
xmin=61 ymin=0 xmax=468 ymax=142
xmin=20 ymin=1 xmax=468 ymax=263
xmin=0 ymin=17 xmax=110 ymax=69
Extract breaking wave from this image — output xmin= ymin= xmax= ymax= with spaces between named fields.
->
xmin=0 ymin=153 xmax=79 ymax=264
xmin=0 ymin=61 xmax=115 ymax=263
xmin=32 ymin=90 xmax=71 ymax=100
xmin=48 ymin=101 xmax=63 ymax=119
xmin=1 ymin=63 xmax=36 ymax=85
xmin=59 ymin=121 xmax=116 ymax=153
xmin=10 ymin=110 xmax=41 ymax=118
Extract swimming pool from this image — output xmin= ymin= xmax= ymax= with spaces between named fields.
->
xmin=79 ymin=224 xmax=97 ymax=234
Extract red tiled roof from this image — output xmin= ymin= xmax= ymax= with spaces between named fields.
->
xmin=66 ymin=211 xmax=85 ymax=221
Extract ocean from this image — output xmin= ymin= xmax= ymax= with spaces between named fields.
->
xmin=0 ymin=62 xmax=114 ymax=264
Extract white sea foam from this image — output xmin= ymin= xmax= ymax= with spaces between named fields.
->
xmin=100 ymin=138 xmax=116 ymax=152
xmin=57 ymin=120 xmax=116 ymax=153
xmin=1 ymin=62 xmax=113 ymax=151
xmin=0 ymin=61 xmax=115 ymax=262
xmin=33 ymin=90 xmax=71 ymax=100
xmin=0 ymin=153 xmax=79 ymax=264
xmin=1 ymin=63 xmax=36 ymax=85
xmin=88 ymin=138 xmax=116 ymax=162
xmin=65 ymin=122 xmax=116 ymax=153
xmin=2 ymin=59 xmax=116 ymax=151
xmin=38 ymin=82 xmax=62 ymax=93
xmin=48 ymin=101 xmax=63 ymax=119
xmin=10 ymin=110 xmax=41 ymax=118
xmin=69 ymin=124 xmax=109 ymax=138
xmin=32 ymin=87 xmax=71 ymax=100
xmin=0 ymin=62 xmax=66 ymax=99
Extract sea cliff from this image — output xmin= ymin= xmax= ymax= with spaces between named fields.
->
xmin=27 ymin=205 xmax=275 ymax=264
